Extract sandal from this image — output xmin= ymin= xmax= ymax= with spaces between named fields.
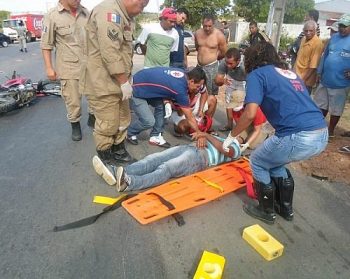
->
xmin=338 ymin=146 xmax=350 ymax=154
xmin=218 ymin=126 xmax=232 ymax=132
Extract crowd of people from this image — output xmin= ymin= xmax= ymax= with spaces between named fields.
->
xmin=40 ymin=0 xmax=349 ymax=225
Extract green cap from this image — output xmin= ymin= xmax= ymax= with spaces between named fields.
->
xmin=338 ymin=13 xmax=350 ymax=26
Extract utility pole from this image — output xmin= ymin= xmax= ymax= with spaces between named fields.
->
xmin=265 ymin=0 xmax=287 ymax=51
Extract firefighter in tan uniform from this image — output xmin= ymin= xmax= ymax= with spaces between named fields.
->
xmin=81 ymin=0 xmax=149 ymax=164
xmin=41 ymin=0 xmax=94 ymax=141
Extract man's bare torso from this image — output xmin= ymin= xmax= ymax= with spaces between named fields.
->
xmin=195 ymin=28 xmax=225 ymax=66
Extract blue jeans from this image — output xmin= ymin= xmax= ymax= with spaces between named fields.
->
xmin=250 ymin=128 xmax=328 ymax=184
xmin=125 ymin=145 xmax=207 ymax=190
xmin=128 ymin=97 xmax=165 ymax=137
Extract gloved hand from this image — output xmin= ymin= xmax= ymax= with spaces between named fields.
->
xmin=223 ymin=132 xmax=240 ymax=152
xmin=164 ymin=102 xmax=172 ymax=118
xmin=240 ymin=142 xmax=250 ymax=153
xmin=121 ymin=80 xmax=133 ymax=101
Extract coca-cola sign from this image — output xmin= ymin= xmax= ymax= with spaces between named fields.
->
xmin=33 ymin=17 xmax=43 ymax=30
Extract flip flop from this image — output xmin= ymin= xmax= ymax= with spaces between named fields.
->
xmin=338 ymin=146 xmax=350 ymax=154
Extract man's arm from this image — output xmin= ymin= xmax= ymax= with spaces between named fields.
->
xmin=181 ymin=107 xmax=206 ymax=148
xmin=197 ymin=91 xmax=208 ymax=117
xmin=245 ymin=123 xmax=263 ymax=146
xmin=214 ymin=73 xmax=225 ymax=86
xmin=230 ymin=103 xmax=258 ymax=137
xmin=204 ymin=133 xmax=237 ymax=158
xmin=217 ymin=31 xmax=227 ymax=60
xmin=42 ymin=49 xmax=57 ymax=80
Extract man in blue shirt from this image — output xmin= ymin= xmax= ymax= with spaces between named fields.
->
xmin=170 ymin=8 xmax=189 ymax=69
xmin=127 ymin=66 xmax=207 ymax=148
xmin=314 ymin=14 xmax=350 ymax=138
xmin=220 ymin=42 xmax=328 ymax=224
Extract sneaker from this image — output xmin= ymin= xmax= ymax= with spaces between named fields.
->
xmin=116 ymin=166 xmax=129 ymax=192
xmin=92 ymin=155 xmax=117 ymax=186
xmin=127 ymin=135 xmax=138 ymax=145
xmin=149 ymin=133 xmax=171 ymax=148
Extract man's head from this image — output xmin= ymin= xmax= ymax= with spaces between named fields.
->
xmin=249 ymin=21 xmax=258 ymax=35
xmin=202 ymin=14 xmax=216 ymax=35
xmin=176 ymin=8 xmax=189 ymax=26
xmin=303 ymin=20 xmax=317 ymax=41
xmin=60 ymin=0 xmax=81 ymax=11
xmin=225 ymin=48 xmax=241 ymax=70
xmin=305 ymin=9 xmax=319 ymax=22
xmin=338 ymin=13 xmax=350 ymax=37
xmin=160 ymin=7 xmax=177 ymax=30
xmin=230 ymin=89 xmax=246 ymax=112
xmin=186 ymin=67 xmax=206 ymax=94
xmin=123 ymin=0 xmax=149 ymax=17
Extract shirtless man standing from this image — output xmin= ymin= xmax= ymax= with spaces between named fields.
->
xmin=195 ymin=14 xmax=227 ymax=117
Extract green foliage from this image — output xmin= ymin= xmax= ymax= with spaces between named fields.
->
xmin=279 ymin=33 xmax=295 ymax=51
xmin=163 ymin=0 xmax=232 ymax=29
xmin=233 ymin=0 xmax=314 ymax=24
xmin=0 ymin=10 xmax=10 ymax=30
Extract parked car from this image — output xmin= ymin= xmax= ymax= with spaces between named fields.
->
xmin=132 ymin=30 xmax=196 ymax=55
xmin=0 ymin=33 xmax=11 ymax=47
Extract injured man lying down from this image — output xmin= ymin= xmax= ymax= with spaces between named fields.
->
xmin=92 ymin=132 xmax=242 ymax=192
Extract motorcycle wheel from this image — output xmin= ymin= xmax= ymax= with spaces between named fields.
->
xmin=38 ymin=79 xmax=61 ymax=96
xmin=0 ymin=96 xmax=17 ymax=114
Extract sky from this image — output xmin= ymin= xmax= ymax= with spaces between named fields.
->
xmin=0 ymin=0 xmax=164 ymax=14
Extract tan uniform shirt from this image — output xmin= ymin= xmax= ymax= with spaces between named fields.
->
xmin=80 ymin=0 xmax=134 ymax=96
xmin=41 ymin=2 xmax=89 ymax=79
xmin=295 ymin=35 xmax=323 ymax=87
xmin=17 ymin=26 xmax=26 ymax=38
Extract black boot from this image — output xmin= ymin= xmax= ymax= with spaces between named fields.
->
xmin=71 ymin=122 xmax=82 ymax=141
xmin=87 ymin=113 xmax=95 ymax=128
xmin=243 ymin=179 xmax=276 ymax=224
xmin=96 ymin=147 xmax=115 ymax=165
xmin=272 ymin=169 xmax=294 ymax=221
xmin=112 ymin=141 xmax=133 ymax=163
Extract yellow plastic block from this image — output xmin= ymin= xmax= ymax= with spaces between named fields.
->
xmin=93 ymin=194 xmax=127 ymax=205
xmin=242 ymin=224 xmax=284 ymax=261
xmin=193 ymin=250 xmax=225 ymax=279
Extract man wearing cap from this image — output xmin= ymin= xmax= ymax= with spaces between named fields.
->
xmin=137 ymin=7 xmax=179 ymax=68
xmin=314 ymin=13 xmax=350 ymax=138
xmin=81 ymin=0 xmax=149 ymax=165
xmin=169 ymin=7 xmax=190 ymax=69
xmin=195 ymin=14 xmax=227 ymax=118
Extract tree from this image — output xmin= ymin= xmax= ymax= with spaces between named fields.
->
xmin=163 ymin=0 xmax=232 ymax=29
xmin=233 ymin=0 xmax=314 ymax=23
xmin=0 ymin=10 xmax=10 ymax=30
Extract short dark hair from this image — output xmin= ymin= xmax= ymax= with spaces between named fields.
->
xmin=187 ymin=66 xmax=206 ymax=83
xmin=202 ymin=14 xmax=216 ymax=23
xmin=177 ymin=7 xmax=189 ymax=18
xmin=308 ymin=9 xmax=319 ymax=22
xmin=249 ymin=20 xmax=258 ymax=27
xmin=225 ymin=48 xmax=241 ymax=60
xmin=244 ymin=41 xmax=286 ymax=73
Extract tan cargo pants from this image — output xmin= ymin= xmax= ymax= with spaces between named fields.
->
xmin=61 ymin=79 xmax=93 ymax=123
xmin=87 ymin=94 xmax=130 ymax=151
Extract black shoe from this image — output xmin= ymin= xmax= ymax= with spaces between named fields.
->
xmin=71 ymin=122 xmax=82 ymax=141
xmin=116 ymin=166 xmax=129 ymax=192
xmin=92 ymin=155 xmax=117 ymax=186
xmin=127 ymin=135 xmax=138 ymax=145
xmin=96 ymin=147 xmax=116 ymax=165
xmin=87 ymin=113 xmax=95 ymax=128
xmin=112 ymin=141 xmax=134 ymax=163
xmin=243 ymin=179 xmax=276 ymax=224
xmin=272 ymin=169 xmax=294 ymax=221
xmin=24 ymin=48 xmax=27 ymax=53
xmin=20 ymin=49 xmax=23 ymax=52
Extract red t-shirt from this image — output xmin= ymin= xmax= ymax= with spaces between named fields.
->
xmin=232 ymin=107 xmax=266 ymax=127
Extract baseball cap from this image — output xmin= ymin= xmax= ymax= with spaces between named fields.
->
xmin=161 ymin=8 xmax=177 ymax=21
xmin=338 ymin=13 xmax=350 ymax=26
xmin=328 ymin=22 xmax=339 ymax=32
xmin=229 ymin=90 xmax=246 ymax=111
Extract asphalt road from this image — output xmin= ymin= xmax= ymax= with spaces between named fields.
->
xmin=0 ymin=42 xmax=350 ymax=279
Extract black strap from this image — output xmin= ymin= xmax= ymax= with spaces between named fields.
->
xmin=52 ymin=194 xmax=136 ymax=232
xmin=147 ymin=192 xmax=185 ymax=226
